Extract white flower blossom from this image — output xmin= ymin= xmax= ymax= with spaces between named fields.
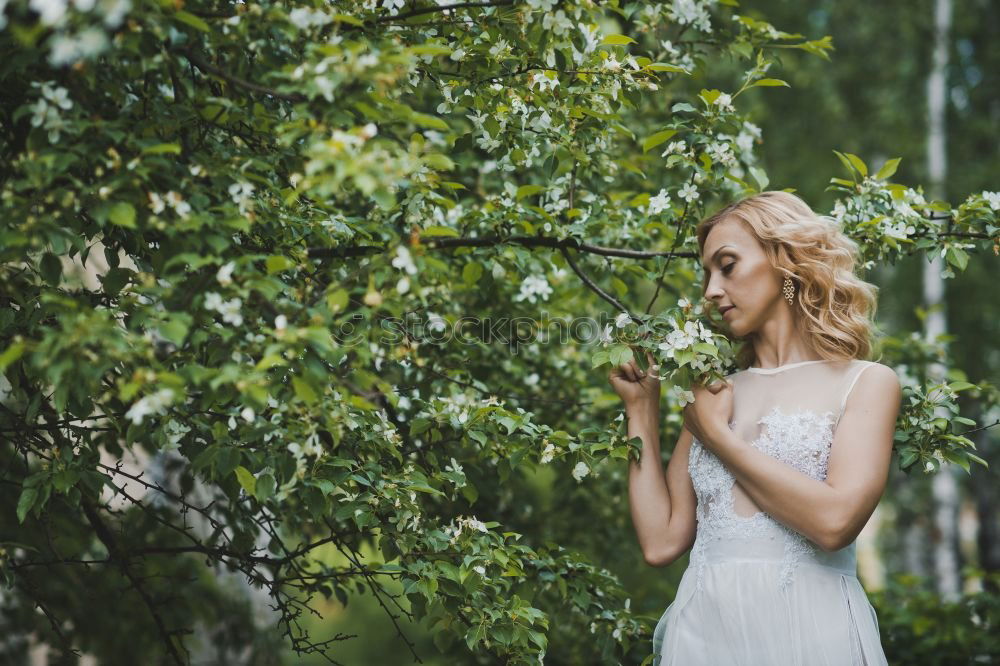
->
xmin=204 ymin=291 xmax=223 ymax=311
xmin=289 ymin=7 xmax=332 ymax=30
xmin=572 ymin=461 xmax=590 ymax=482
xmin=540 ymin=440 xmax=557 ymax=464
xmin=678 ymin=182 xmax=700 ymax=202
xmin=217 ymin=298 xmax=243 ymax=326
xmin=883 ymin=220 xmax=915 ymax=240
xmin=48 ymin=28 xmax=110 ymax=66
xmin=661 ymin=140 xmax=687 ymax=156
xmin=164 ymin=190 xmax=191 ymax=218
xmin=147 ymin=191 xmax=166 ymax=214
xmin=579 ymin=24 xmax=601 ymax=54
xmin=30 ymin=0 xmax=68 ymax=25
xmin=514 ymin=275 xmax=553 ymax=303
xmin=228 ymin=181 xmax=255 ymax=214
xmin=391 ymin=246 xmax=418 ymax=275
xmin=670 ymin=0 xmax=712 ymax=33
xmin=714 ymin=93 xmax=734 ymax=112
xmin=982 ymin=191 xmax=1000 ymax=211
xmin=203 ymin=291 xmax=243 ymax=326
xmin=241 ymin=406 xmax=255 ymax=422
xmin=475 ymin=131 xmax=502 ymax=152
xmin=274 ymin=314 xmax=287 ymax=330
xmin=466 ymin=516 xmax=488 ymax=532
xmin=707 ymin=141 xmax=736 ymax=166
xmin=660 ymin=39 xmax=681 ymax=58
xmin=647 ymin=188 xmax=672 ymax=215
xmin=426 ymin=312 xmax=447 ymax=333
xmin=125 ymin=388 xmax=176 ymax=425
xmin=615 ymin=311 xmax=632 ymax=328
xmin=216 ymin=261 xmax=236 ymax=286
xmin=541 ymin=9 xmax=572 ymax=35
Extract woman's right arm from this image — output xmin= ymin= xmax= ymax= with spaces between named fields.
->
xmin=627 ymin=404 xmax=698 ymax=567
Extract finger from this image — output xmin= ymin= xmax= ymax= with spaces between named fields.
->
xmin=618 ymin=363 xmax=635 ymax=382
xmin=632 ymin=359 xmax=646 ymax=379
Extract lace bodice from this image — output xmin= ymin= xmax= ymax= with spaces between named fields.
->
xmin=686 ymin=359 xmax=876 ymax=592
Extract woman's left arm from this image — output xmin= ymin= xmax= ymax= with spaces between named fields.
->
xmin=706 ymin=364 xmax=901 ymax=551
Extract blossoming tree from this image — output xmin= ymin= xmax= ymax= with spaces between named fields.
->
xmin=1 ymin=0 xmax=998 ymax=664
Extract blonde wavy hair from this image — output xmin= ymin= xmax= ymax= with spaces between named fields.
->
xmin=695 ymin=190 xmax=881 ymax=370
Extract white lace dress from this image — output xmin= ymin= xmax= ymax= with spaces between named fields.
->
xmin=651 ymin=359 xmax=888 ymax=665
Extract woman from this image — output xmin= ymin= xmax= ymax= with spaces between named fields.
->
xmin=610 ymin=191 xmax=900 ymax=665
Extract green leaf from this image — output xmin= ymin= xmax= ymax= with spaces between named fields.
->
xmin=326 ymin=288 xmax=349 ymax=313
xmin=411 ymin=112 xmax=449 ymax=130
xmin=875 ymin=157 xmax=901 ymax=181
xmin=424 ymin=153 xmax=455 ymax=171
xmin=609 ymin=344 xmax=633 ymax=367
xmin=256 ymin=473 xmax=276 ymax=501
xmin=266 ymin=255 xmax=295 ymax=274
xmin=40 ymin=252 xmax=62 ymax=286
xmin=410 ymin=45 xmax=453 ymax=56
xmin=159 ymin=313 xmax=192 ymax=345
xmin=516 ymin=184 xmax=545 ymax=200
xmin=462 ymin=262 xmax=483 ymax=285
xmin=601 ymin=34 xmax=636 ymax=45
xmin=292 ymin=376 xmax=319 ymax=404
xmin=17 ymin=487 xmax=38 ymax=523
xmin=646 ymin=63 xmax=689 ymax=73
xmin=749 ymin=78 xmax=790 ymax=88
xmin=331 ymin=13 xmax=364 ymax=26
xmin=0 ymin=342 xmax=25 ymax=372
xmin=699 ymin=89 xmax=722 ymax=105
xmin=642 ymin=129 xmax=678 ymax=153
xmin=109 ymin=202 xmax=136 ymax=229
xmin=946 ymin=247 xmax=969 ymax=271
xmin=749 ymin=166 xmax=769 ymax=192
xmin=845 ymin=152 xmax=868 ymax=177
xmin=142 ymin=143 xmax=182 ymax=155
xmin=173 ymin=10 xmax=210 ymax=32
xmin=611 ymin=276 xmax=628 ymax=299
xmin=235 ymin=466 xmax=257 ymax=496
xmin=941 ymin=450 xmax=971 ymax=474
xmin=421 ymin=226 xmax=459 ymax=237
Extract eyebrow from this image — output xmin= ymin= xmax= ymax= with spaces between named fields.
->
xmin=701 ymin=245 xmax=736 ymax=272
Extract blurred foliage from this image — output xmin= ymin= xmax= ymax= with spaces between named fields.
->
xmin=870 ymin=569 xmax=1000 ymax=665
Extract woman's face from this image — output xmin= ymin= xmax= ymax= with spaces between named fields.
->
xmin=700 ymin=217 xmax=784 ymax=336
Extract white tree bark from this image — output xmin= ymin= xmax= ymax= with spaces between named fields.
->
xmin=924 ymin=0 xmax=962 ymax=603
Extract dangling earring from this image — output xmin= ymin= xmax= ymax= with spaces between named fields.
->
xmin=783 ymin=276 xmax=795 ymax=306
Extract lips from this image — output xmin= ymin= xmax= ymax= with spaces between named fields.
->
xmin=719 ymin=305 xmax=735 ymax=315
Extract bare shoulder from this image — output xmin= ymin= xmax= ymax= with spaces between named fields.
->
xmin=851 ymin=361 xmax=902 ymax=409
xmin=859 ymin=361 xmax=900 ymax=384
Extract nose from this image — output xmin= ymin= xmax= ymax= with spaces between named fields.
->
xmin=704 ymin=277 xmax=725 ymax=302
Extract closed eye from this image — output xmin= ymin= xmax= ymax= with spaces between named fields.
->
xmin=722 ymin=262 xmax=735 ymax=275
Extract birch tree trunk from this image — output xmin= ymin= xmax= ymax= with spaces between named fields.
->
xmin=924 ymin=0 xmax=963 ymax=603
